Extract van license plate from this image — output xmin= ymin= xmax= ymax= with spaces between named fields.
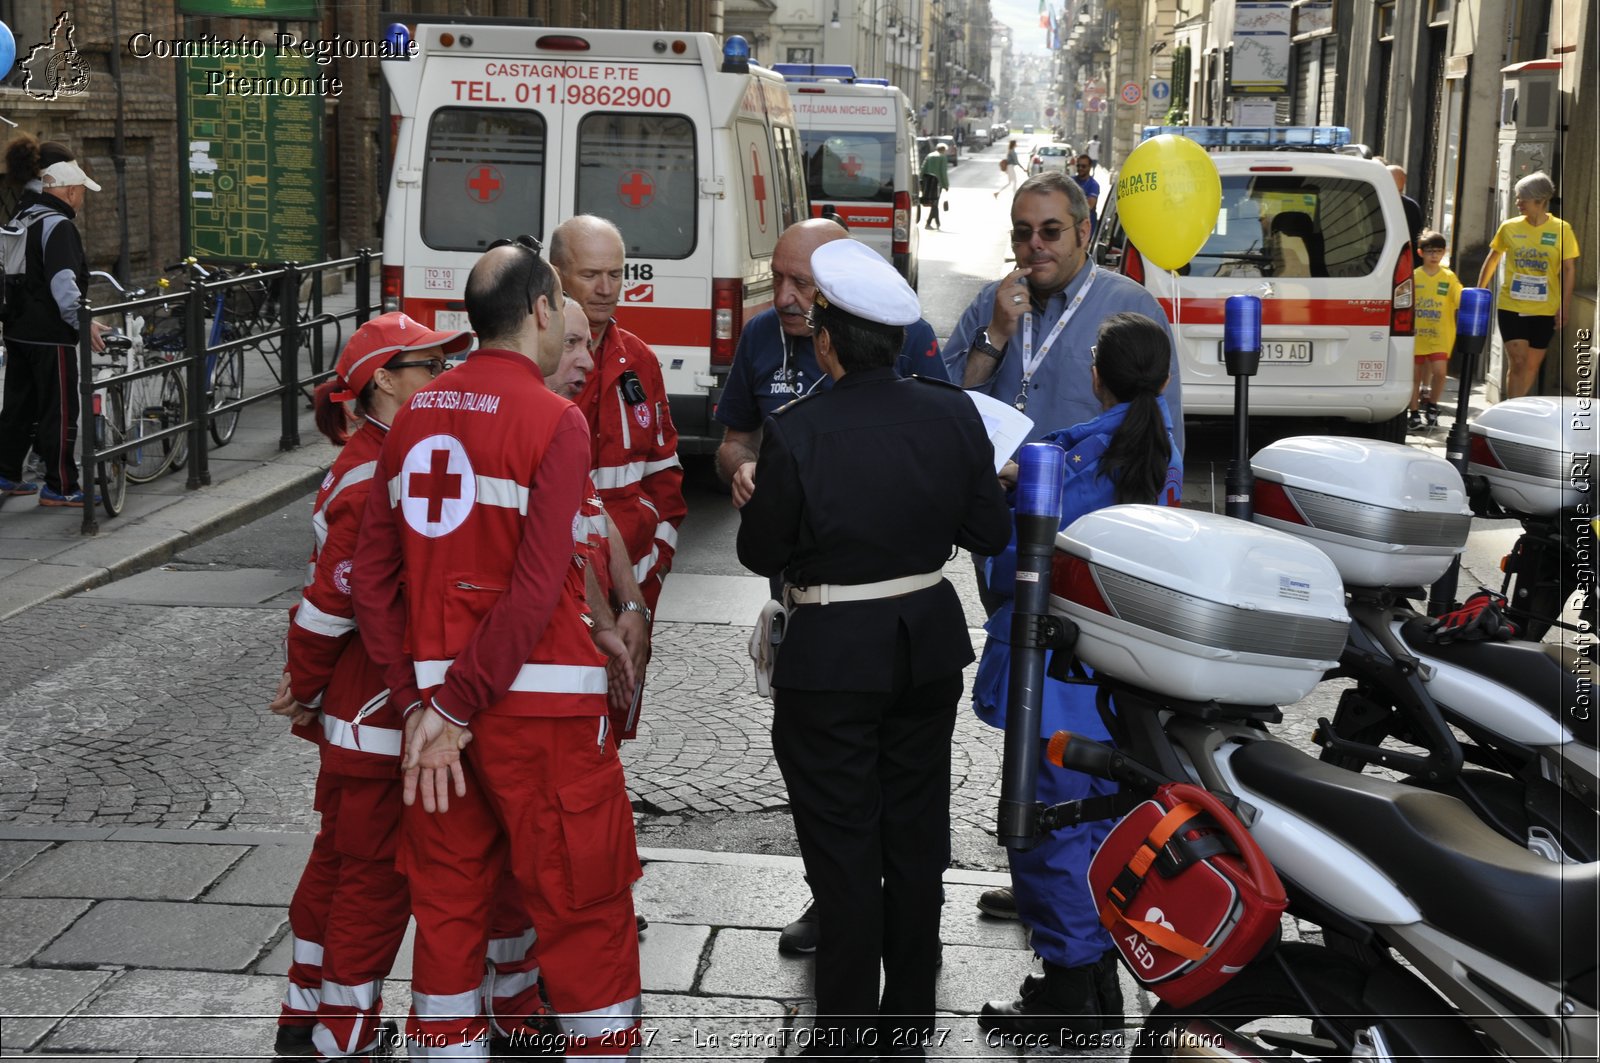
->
xmin=434 ymin=311 xmax=471 ymax=332
xmin=1217 ymin=341 xmax=1312 ymax=364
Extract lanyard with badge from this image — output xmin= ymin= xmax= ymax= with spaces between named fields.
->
xmin=1015 ymin=265 xmax=1098 ymax=411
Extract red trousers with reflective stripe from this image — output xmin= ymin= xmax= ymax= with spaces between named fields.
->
xmin=280 ymin=773 xmax=411 ymax=1058
xmin=400 ymin=715 xmax=642 ymax=1058
xmin=484 ymin=879 xmax=547 ymax=1039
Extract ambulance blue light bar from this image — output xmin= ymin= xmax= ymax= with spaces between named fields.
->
xmin=773 ymin=63 xmax=861 ymax=82
xmin=722 ymin=35 xmax=751 ymax=73
xmin=1140 ymin=126 xmax=1352 ymax=149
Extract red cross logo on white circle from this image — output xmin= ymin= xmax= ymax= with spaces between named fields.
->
xmin=400 ymin=435 xmax=476 ymax=537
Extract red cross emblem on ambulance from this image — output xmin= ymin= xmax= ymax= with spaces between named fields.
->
xmin=400 ymin=435 xmax=476 ymax=537
xmin=467 ymin=166 xmax=503 ymax=203
xmin=619 ymin=171 xmax=655 ymax=208
xmin=749 ymin=146 xmax=768 ymax=231
xmin=840 ymin=155 xmax=864 ymax=178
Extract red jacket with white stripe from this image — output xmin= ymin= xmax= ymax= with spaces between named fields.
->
xmin=573 ymin=323 xmax=686 ymax=613
xmin=353 ymin=349 xmax=608 ymax=726
xmin=285 ymin=420 xmax=401 ymax=778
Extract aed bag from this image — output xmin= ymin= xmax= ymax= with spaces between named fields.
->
xmin=1086 ymin=780 xmax=1285 ymax=1007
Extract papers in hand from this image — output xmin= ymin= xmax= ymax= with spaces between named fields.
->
xmin=965 ymin=390 xmax=1035 ymax=472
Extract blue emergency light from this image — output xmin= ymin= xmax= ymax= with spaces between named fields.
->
xmin=772 ymin=63 xmax=861 ymax=82
xmin=384 ymin=23 xmax=411 ymax=60
xmin=722 ymin=35 xmax=751 ymax=73
xmin=1457 ymin=287 xmax=1492 ymax=341
xmin=1140 ymin=126 xmax=1352 ymax=149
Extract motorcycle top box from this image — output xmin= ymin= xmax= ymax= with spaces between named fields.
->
xmin=1050 ymin=506 xmax=1349 ymax=705
xmin=1251 ymin=436 xmax=1472 ymax=588
xmin=1470 ymin=396 xmax=1596 ymax=516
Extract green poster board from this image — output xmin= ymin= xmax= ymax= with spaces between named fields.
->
xmin=178 ymin=0 xmax=321 ymax=17
xmin=179 ymin=54 xmax=325 ymax=263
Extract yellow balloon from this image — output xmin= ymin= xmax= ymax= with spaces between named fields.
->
xmin=1114 ymin=135 xmax=1222 ymax=271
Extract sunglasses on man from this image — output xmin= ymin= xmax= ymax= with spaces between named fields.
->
xmin=487 ymin=234 xmax=545 ymax=314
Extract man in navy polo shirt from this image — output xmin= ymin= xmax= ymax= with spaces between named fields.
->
xmin=715 ymin=219 xmax=946 ymax=507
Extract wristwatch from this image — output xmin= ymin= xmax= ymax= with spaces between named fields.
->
xmin=971 ymin=329 xmax=1004 ymax=360
xmin=618 ymin=600 xmax=653 ymax=624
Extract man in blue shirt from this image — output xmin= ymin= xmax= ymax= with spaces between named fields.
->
xmin=715 ymin=219 xmax=946 ymax=506
xmin=1072 ymin=154 xmax=1100 ymax=236
xmin=945 ymin=170 xmax=1184 ymax=613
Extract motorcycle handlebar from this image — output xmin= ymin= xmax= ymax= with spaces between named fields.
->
xmin=1046 ymin=730 xmax=1171 ymax=791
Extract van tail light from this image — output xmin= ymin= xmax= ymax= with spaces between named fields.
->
xmin=1121 ymin=242 xmax=1145 ymax=285
xmin=1253 ymin=480 xmax=1310 ymax=526
xmin=1050 ymin=552 xmax=1113 ymax=615
xmin=1391 ymin=246 xmax=1414 ymax=336
xmin=1469 ymin=434 xmax=1504 ymax=469
xmin=382 ymin=266 xmax=404 ymax=312
xmin=711 ymin=278 xmax=743 ymax=367
xmin=893 ymin=190 xmax=911 ymax=254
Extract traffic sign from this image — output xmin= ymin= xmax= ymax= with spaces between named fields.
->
xmin=1120 ymin=81 xmax=1143 ymax=105
xmin=1151 ymin=80 xmax=1171 ymax=101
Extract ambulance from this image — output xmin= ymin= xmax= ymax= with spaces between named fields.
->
xmin=380 ymin=24 xmax=809 ymax=452
xmin=774 ymin=65 xmax=921 ymax=288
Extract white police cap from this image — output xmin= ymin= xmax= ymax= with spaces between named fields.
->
xmin=810 ymin=239 xmax=921 ymax=327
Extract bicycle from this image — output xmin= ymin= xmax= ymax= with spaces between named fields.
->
xmin=230 ymin=263 xmax=343 ymax=401
xmin=88 ymin=334 xmax=131 ymax=517
xmin=88 ymin=272 xmax=187 ymax=483
xmin=143 ymin=260 xmax=246 ymax=447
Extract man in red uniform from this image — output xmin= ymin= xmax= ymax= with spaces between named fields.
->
xmin=353 ymin=238 xmax=643 ymax=1061
xmin=549 ymin=217 xmax=686 ymax=638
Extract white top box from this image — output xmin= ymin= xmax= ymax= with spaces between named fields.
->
xmin=1051 ymin=505 xmax=1349 ymax=706
xmin=1470 ymin=397 xmax=1595 ymax=517
xmin=1252 ymin=436 xmax=1472 ymax=588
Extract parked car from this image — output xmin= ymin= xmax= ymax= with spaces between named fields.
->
xmin=968 ymin=127 xmax=992 ymax=149
xmin=991 ymin=122 xmax=1010 ymax=141
xmin=1030 ymin=143 xmax=1072 ymax=175
xmin=1022 ymin=123 xmax=1035 ymax=134
xmin=1092 ymin=126 xmax=1417 ymax=442
xmin=934 ymin=135 xmax=959 ymax=166
xmin=915 ymin=136 xmax=933 ymax=165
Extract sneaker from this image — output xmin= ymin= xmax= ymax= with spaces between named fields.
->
xmin=636 ymin=913 xmax=649 ymax=934
xmin=777 ymin=900 xmax=819 ymax=954
xmin=273 ymin=1022 xmax=316 ymax=1058
xmin=38 ymin=486 xmax=89 ymax=508
xmin=1406 ymin=409 xmax=1423 ymax=432
xmin=1425 ymin=401 xmax=1441 ymax=427
xmin=977 ymin=885 xmax=1020 ymax=919
xmin=0 ymin=475 xmax=40 ymax=496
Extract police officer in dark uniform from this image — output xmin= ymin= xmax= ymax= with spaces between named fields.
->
xmin=737 ymin=240 xmax=1011 ymax=1058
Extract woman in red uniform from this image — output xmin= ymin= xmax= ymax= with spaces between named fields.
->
xmin=273 ymin=313 xmax=470 ymax=1060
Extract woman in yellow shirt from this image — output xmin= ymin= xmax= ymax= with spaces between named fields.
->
xmin=1477 ymin=171 xmax=1580 ymax=398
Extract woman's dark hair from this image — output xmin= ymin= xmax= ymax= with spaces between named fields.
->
xmin=814 ymin=303 xmax=901 ymax=374
xmin=1093 ymin=312 xmax=1174 ymax=504
xmin=4 ymin=135 xmax=74 ymax=189
xmin=312 ymin=354 xmax=408 ymax=446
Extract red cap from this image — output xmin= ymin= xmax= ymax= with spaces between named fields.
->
xmin=329 ymin=312 xmax=472 ymax=402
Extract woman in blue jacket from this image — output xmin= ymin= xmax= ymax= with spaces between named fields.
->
xmin=975 ymin=312 xmax=1183 ymax=1044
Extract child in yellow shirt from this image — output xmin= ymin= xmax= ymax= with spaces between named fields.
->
xmin=1410 ymin=230 xmax=1461 ymax=430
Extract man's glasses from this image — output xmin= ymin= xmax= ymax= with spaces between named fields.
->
xmin=388 ymin=358 xmax=447 ymax=377
xmin=488 ymin=234 xmax=544 ymax=314
xmin=1011 ymin=223 xmax=1070 ymax=244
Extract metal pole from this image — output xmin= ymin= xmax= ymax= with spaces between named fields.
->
xmin=998 ymin=442 xmax=1067 ymax=851
xmin=78 ymin=298 xmax=98 ymax=535
xmin=1223 ymin=294 xmax=1262 ymax=520
xmin=185 ymin=263 xmax=210 ymax=488
xmin=1429 ymin=287 xmax=1493 ymax=614
xmin=355 ymin=249 xmax=374 ymax=327
xmin=280 ymin=263 xmax=303 ymax=452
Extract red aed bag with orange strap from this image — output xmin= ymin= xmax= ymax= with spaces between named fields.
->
xmin=1087 ymin=781 xmax=1286 ymax=1007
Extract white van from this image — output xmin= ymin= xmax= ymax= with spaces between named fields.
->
xmin=1093 ymin=126 xmax=1416 ymax=441
xmin=774 ymin=65 xmax=920 ymax=288
xmin=380 ymin=24 xmax=809 ymax=452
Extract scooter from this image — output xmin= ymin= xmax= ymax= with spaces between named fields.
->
xmin=999 ymin=480 xmax=1598 ymax=1061
xmin=1250 ymin=434 xmax=1599 ymax=864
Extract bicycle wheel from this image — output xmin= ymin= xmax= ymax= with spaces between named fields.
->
xmin=98 ymin=389 xmax=129 ymax=518
xmin=161 ymin=364 xmax=190 ymax=471
xmin=208 ymin=346 xmax=245 ymax=447
xmin=122 ymin=358 xmax=178 ymax=484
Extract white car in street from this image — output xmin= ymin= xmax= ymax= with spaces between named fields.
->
xmin=1030 ymin=143 xmax=1073 ymax=175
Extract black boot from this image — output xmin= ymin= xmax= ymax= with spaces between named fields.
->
xmin=1093 ymin=950 xmax=1127 ymax=1028
xmin=976 ymin=959 xmax=1108 ymax=1043
xmin=273 ymin=1023 xmax=316 ymax=1060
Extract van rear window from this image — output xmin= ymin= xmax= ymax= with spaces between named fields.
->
xmin=801 ymin=131 xmax=895 ymax=203
xmin=423 ymin=108 xmax=547 ymax=251
xmin=1189 ymin=176 xmax=1387 ymax=279
xmin=576 ymin=113 xmax=697 ymax=260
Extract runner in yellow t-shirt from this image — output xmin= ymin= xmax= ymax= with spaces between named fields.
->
xmin=1410 ymin=230 xmax=1461 ymax=431
xmin=1477 ymin=171 xmax=1580 ymax=398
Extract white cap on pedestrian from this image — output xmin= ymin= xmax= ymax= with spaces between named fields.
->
xmin=810 ymin=239 xmax=920 ymax=327
xmin=41 ymin=161 xmax=102 ymax=192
